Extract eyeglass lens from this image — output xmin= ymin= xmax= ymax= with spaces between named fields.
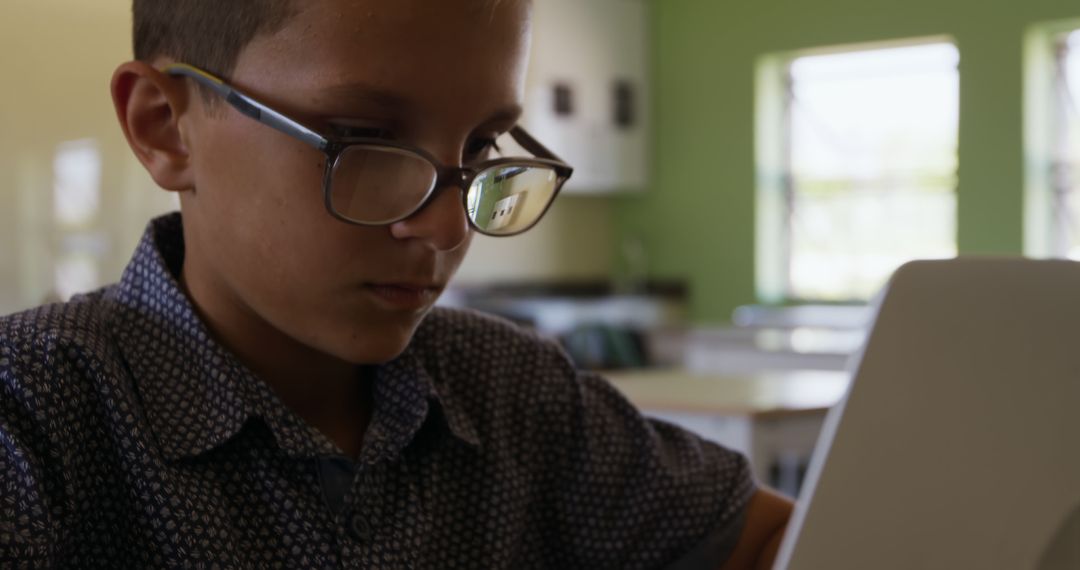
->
xmin=328 ymin=146 xmax=559 ymax=236
xmin=329 ymin=147 xmax=439 ymax=224
xmin=466 ymin=166 xmax=559 ymax=235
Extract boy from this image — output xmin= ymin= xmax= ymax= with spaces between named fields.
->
xmin=0 ymin=0 xmax=791 ymax=567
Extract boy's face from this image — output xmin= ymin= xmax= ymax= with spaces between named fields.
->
xmin=178 ymin=0 xmax=531 ymax=364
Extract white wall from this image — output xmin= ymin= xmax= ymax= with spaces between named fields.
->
xmin=0 ymin=1 xmax=174 ymax=314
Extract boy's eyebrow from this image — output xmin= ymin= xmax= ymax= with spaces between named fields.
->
xmin=318 ymin=82 xmax=414 ymax=111
xmin=317 ymin=81 xmax=523 ymax=125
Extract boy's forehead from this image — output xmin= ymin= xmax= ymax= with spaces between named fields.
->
xmin=253 ymin=1 xmax=529 ymax=77
xmin=235 ymin=0 xmax=531 ymax=117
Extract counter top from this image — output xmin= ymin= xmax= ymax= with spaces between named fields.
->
xmin=602 ymin=368 xmax=851 ymax=418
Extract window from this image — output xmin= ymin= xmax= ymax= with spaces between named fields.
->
xmin=759 ymin=41 xmax=960 ymax=301
xmin=53 ymin=139 xmax=102 ymax=228
xmin=1050 ymin=30 xmax=1080 ymax=259
xmin=52 ymin=139 xmax=103 ymax=301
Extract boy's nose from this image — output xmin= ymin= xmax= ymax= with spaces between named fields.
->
xmin=388 ymin=183 xmax=471 ymax=251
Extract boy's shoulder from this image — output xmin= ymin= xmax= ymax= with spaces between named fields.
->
xmin=0 ymin=289 xmax=127 ymax=450
xmin=0 ymin=289 xmax=115 ymax=351
xmin=0 ymin=288 xmax=120 ymax=390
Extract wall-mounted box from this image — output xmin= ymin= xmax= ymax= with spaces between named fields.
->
xmin=523 ymin=0 xmax=650 ymax=194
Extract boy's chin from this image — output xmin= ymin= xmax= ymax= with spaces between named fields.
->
xmin=341 ymin=343 xmax=411 ymax=366
xmin=319 ymin=322 xmax=423 ymax=366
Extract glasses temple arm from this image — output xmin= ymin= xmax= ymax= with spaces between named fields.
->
xmin=162 ymin=63 xmax=329 ymax=151
xmin=509 ymin=126 xmax=570 ymax=166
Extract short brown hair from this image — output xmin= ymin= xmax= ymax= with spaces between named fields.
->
xmin=133 ymin=0 xmax=296 ymax=79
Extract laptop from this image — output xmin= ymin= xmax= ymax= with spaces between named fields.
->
xmin=773 ymin=257 xmax=1080 ymax=570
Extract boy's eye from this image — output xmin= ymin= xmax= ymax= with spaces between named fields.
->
xmin=465 ymin=137 xmax=499 ymax=159
xmin=330 ymin=124 xmax=390 ymax=139
xmin=329 ymin=125 xmax=500 ymax=161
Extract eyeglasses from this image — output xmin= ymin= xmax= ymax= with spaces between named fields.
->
xmin=163 ymin=63 xmax=573 ymax=237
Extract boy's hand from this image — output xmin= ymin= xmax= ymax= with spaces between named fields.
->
xmin=720 ymin=488 xmax=793 ymax=570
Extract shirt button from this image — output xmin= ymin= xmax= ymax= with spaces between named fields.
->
xmin=349 ymin=513 xmax=372 ymax=541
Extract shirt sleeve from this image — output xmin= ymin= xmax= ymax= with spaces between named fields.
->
xmin=539 ymin=368 xmax=757 ymax=570
xmin=0 ymin=340 xmax=58 ymax=567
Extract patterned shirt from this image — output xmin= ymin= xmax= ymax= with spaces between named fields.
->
xmin=0 ymin=213 xmax=755 ymax=569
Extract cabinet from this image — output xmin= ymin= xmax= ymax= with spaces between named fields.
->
xmin=523 ymin=0 xmax=650 ymax=194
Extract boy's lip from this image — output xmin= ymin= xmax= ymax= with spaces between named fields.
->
xmin=366 ymin=281 xmax=442 ymax=291
xmin=362 ymin=281 xmax=442 ymax=310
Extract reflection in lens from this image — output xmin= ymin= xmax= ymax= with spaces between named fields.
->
xmin=467 ymin=165 xmax=559 ymax=235
xmin=329 ymin=147 xmax=437 ymax=223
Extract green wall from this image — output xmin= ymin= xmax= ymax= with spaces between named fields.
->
xmin=615 ymin=0 xmax=1080 ymax=323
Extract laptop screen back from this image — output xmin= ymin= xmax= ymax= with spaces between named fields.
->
xmin=774 ymin=258 xmax=1080 ymax=569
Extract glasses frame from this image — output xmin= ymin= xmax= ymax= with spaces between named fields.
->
xmin=162 ymin=63 xmax=573 ymax=236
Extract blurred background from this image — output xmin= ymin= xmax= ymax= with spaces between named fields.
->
xmin=4 ymin=0 xmax=1079 ymax=495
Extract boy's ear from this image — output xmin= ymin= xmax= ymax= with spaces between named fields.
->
xmin=111 ymin=60 xmax=195 ymax=192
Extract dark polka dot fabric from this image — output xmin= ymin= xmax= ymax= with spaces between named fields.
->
xmin=0 ymin=213 xmax=756 ymax=569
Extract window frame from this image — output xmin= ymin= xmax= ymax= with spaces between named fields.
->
xmin=755 ymin=36 xmax=961 ymax=304
xmin=1024 ymin=20 xmax=1080 ymax=259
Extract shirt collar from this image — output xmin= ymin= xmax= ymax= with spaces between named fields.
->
xmin=106 ymin=213 xmax=479 ymax=462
